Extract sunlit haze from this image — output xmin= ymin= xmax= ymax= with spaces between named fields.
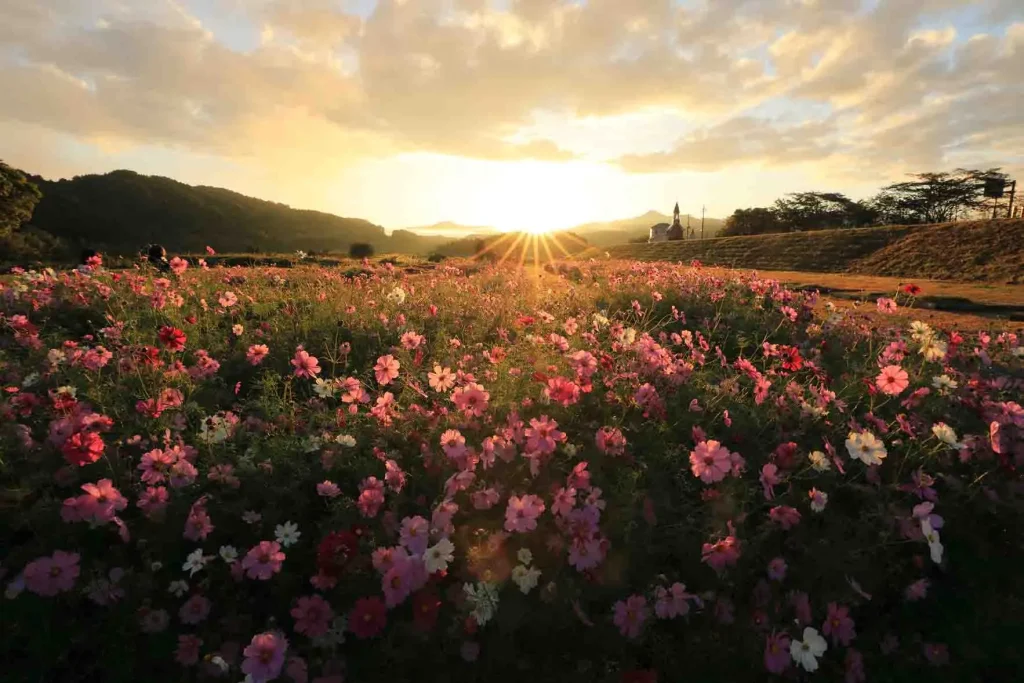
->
xmin=2 ymin=0 xmax=1022 ymax=231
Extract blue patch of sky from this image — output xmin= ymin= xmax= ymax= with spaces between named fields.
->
xmin=182 ymin=0 xmax=262 ymax=53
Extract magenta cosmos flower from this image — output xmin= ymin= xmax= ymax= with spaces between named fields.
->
xmin=241 ymin=631 xmax=288 ymax=683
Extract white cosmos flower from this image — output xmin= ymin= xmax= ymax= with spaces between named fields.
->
xmin=168 ymin=580 xmax=189 ymax=597
xmin=182 ymin=549 xmax=212 ymax=576
xmin=845 ymin=431 xmax=887 ymax=466
xmin=336 ymin=434 xmax=356 ymax=447
xmin=219 ymin=545 xmax=239 ymax=563
xmin=790 ymin=627 xmax=828 ymax=672
xmin=313 ymin=378 xmax=337 ymax=399
xmin=931 ymin=422 xmax=964 ymax=449
xmin=274 ymin=521 xmax=301 ymax=547
xmin=922 ymin=339 xmax=948 ymax=362
xmin=386 ymin=286 xmax=407 ymax=305
xmin=424 ymin=538 xmax=455 ymax=574
xmin=511 ymin=565 xmax=541 ymax=594
xmin=808 ymin=450 xmax=831 ymax=472
xmin=463 ymin=582 xmax=499 ymax=626
xmin=516 ymin=548 xmax=534 ymax=566
xmin=931 ymin=374 xmax=958 ymax=392
xmin=921 ymin=519 xmax=944 ymax=564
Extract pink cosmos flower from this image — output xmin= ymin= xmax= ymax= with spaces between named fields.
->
xmin=291 ymin=349 xmax=321 ymax=379
xmin=524 ymin=415 xmax=564 ymax=456
xmin=179 ymin=594 xmax=211 ymax=625
xmin=764 ymin=631 xmax=792 ymax=674
xmin=291 ymin=595 xmax=334 ymax=637
xmin=595 ymin=426 xmax=627 ymax=456
xmin=760 ymin=463 xmax=781 ymax=500
xmin=218 ymin=291 xmax=238 ymax=308
xmin=767 ymin=556 xmax=788 ymax=582
xmin=374 ymin=355 xmax=400 ymax=385
xmin=452 ymin=382 xmax=490 ymax=417
xmin=62 ymin=430 xmax=105 ymax=467
xmin=823 ymin=602 xmax=856 ymax=646
xmin=701 ymin=535 xmax=741 ymax=573
xmin=78 ymin=478 xmax=128 ymax=522
xmin=654 ymin=583 xmax=693 ymax=619
xmin=546 ymin=376 xmax=581 ymax=406
xmin=504 ymin=494 xmax=545 ymax=533
xmin=400 ymin=331 xmax=424 ymax=350
xmin=876 ymin=297 xmax=897 ymax=313
xmin=613 ymin=595 xmax=649 ymax=639
xmin=689 ymin=440 xmax=733 ymax=483
xmin=23 ymin=550 xmax=80 ymax=596
xmin=175 ymin=634 xmax=202 ymax=666
xmin=316 ymin=481 xmax=341 ymax=498
xmin=357 ymin=477 xmax=385 ymax=518
xmin=382 ymin=561 xmax=414 ymax=608
xmin=241 ymin=631 xmax=288 ymax=683
xmin=247 ymin=344 xmax=270 ymax=365
xmin=399 ymin=516 xmax=429 ymax=555
xmin=169 ymin=257 xmax=188 ymax=275
xmin=551 ymin=486 xmax=577 ymax=517
xmin=905 ymin=578 xmax=930 ymax=601
xmin=876 ymin=365 xmax=909 ymax=395
xmin=770 ymin=505 xmax=802 ymax=530
xmin=242 ymin=541 xmax=285 ymax=580
xmin=428 ymin=365 xmax=456 ymax=392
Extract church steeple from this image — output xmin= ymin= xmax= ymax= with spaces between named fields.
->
xmin=673 ymin=202 xmax=680 ymax=226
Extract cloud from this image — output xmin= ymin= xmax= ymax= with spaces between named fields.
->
xmin=0 ymin=0 xmax=1021 ymax=185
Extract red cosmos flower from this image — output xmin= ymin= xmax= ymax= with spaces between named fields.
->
xmin=902 ymin=283 xmax=922 ymax=296
xmin=158 ymin=326 xmax=187 ymax=352
xmin=316 ymin=530 xmax=360 ymax=577
xmin=61 ymin=431 xmax=105 ymax=467
xmin=348 ymin=596 xmax=387 ymax=639
xmin=411 ymin=588 xmax=442 ymax=632
xmin=780 ymin=346 xmax=803 ymax=372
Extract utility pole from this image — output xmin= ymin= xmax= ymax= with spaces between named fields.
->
xmin=701 ymin=205 xmax=705 ymax=240
xmin=1007 ymin=180 xmax=1017 ymax=219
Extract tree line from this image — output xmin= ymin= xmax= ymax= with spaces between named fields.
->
xmin=721 ymin=168 xmax=1012 ymax=237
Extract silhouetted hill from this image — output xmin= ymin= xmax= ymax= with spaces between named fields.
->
xmin=22 ymin=169 xmax=449 ymax=255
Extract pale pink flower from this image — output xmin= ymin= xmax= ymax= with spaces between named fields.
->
xmin=452 ymin=382 xmax=490 ymax=417
xmin=179 ymin=594 xmax=211 ymax=625
xmin=218 ymin=291 xmax=238 ymax=308
xmin=428 ymin=365 xmax=455 ymax=392
xmin=399 ymin=516 xmax=429 ymax=555
xmin=374 ymin=355 xmax=400 ymax=385
xmin=654 ymin=583 xmax=693 ymax=619
xmin=504 ymin=494 xmax=546 ymax=533
xmin=357 ymin=477 xmax=385 ymax=518
xmin=316 ymin=481 xmax=341 ymax=498
xmin=689 ymin=440 xmax=733 ymax=483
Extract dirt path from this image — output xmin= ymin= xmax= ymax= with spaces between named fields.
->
xmin=707 ymin=268 xmax=1024 ymax=332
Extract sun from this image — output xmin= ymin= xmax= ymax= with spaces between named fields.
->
xmin=521 ymin=224 xmax=553 ymax=235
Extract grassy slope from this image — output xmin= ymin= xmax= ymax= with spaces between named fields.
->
xmin=600 ymin=219 xmax=1024 ymax=283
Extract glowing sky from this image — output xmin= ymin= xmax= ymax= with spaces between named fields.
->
xmin=1 ymin=0 xmax=1022 ymax=232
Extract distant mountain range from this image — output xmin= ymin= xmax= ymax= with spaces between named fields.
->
xmin=11 ymin=166 xmax=722 ymax=256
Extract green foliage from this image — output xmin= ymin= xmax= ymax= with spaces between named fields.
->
xmin=872 ymin=168 xmax=1009 ymax=224
xmin=0 ymin=160 xmax=43 ymax=238
xmin=721 ymin=207 xmax=781 ymax=236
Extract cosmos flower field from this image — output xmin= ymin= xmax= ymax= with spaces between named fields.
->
xmin=1 ymin=257 xmax=1022 ymax=683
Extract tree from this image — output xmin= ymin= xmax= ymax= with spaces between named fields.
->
xmin=0 ymin=161 xmax=43 ymax=238
xmin=722 ymin=207 xmax=781 ymax=236
xmin=871 ymin=168 xmax=1008 ymax=225
xmin=349 ymin=242 xmax=374 ymax=258
xmin=772 ymin=192 xmax=874 ymax=232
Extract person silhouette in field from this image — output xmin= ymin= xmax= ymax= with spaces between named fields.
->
xmin=146 ymin=244 xmax=171 ymax=272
